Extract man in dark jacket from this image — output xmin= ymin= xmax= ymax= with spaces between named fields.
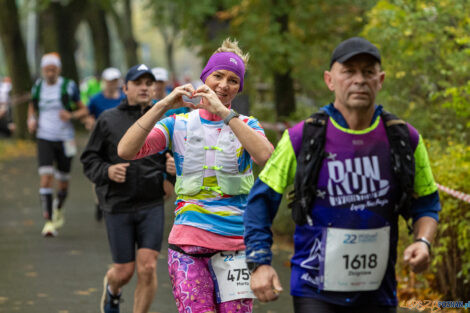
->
xmin=81 ymin=64 xmax=166 ymax=313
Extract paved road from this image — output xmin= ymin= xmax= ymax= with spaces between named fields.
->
xmin=0 ymin=136 xmax=294 ymax=313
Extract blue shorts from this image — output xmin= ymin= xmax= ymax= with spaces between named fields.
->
xmin=105 ymin=204 xmax=164 ymax=264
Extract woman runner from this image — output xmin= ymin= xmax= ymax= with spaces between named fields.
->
xmin=118 ymin=38 xmax=273 ymax=313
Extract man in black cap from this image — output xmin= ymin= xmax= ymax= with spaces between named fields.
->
xmin=243 ymin=37 xmax=441 ymax=312
xmin=81 ymin=64 xmax=168 ymax=313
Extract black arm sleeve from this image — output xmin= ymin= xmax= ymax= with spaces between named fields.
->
xmin=164 ymin=150 xmax=176 ymax=184
xmin=80 ymin=118 xmax=111 ymax=186
xmin=165 ymin=172 xmax=176 ymax=185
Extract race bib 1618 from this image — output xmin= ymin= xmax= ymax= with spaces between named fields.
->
xmin=322 ymin=226 xmax=390 ymax=291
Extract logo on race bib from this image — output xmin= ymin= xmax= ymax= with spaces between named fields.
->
xmin=327 ymin=156 xmax=389 ymax=207
xmin=300 ymin=238 xmax=322 ymax=270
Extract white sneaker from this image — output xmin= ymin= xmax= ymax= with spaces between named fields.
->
xmin=52 ymin=207 xmax=65 ymax=229
xmin=41 ymin=221 xmax=58 ymax=237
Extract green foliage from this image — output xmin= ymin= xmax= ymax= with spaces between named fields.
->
xmin=440 ymin=80 xmax=470 ymax=127
xmin=149 ymin=0 xmax=230 ymax=59
xmin=363 ymin=0 xmax=470 ymax=142
xmin=394 ymin=140 xmax=470 ymax=300
xmin=427 ymin=140 xmax=470 ymax=299
xmin=145 ymin=0 xmax=182 ymax=39
xmin=225 ymin=0 xmax=376 ymax=106
xmin=144 ymin=0 xmax=376 ymax=116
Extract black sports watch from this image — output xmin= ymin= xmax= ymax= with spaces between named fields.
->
xmin=247 ymin=262 xmax=262 ymax=274
xmin=223 ymin=109 xmax=240 ymax=125
xmin=415 ymin=237 xmax=432 ymax=252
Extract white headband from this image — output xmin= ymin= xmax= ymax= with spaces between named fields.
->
xmin=41 ymin=54 xmax=61 ymax=68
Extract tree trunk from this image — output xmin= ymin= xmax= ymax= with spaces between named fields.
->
xmin=0 ymin=0 xmax=32 ymax=138
xmin=86 ymin=2 xmax=111 ymax=75
xmin=56 ymin=4 xmax=79 ymax=84
xmin=272 ymin=7 xmax=296 ymax=120
xmin=123 ymin=0 xmax=138 ymax=66
xmin=38 ymin=0 xmax=87 ymax=84
xmin=38 ymin=4 xmax=60 ymax=53
xmin=109 ymin=0 xmax=139 ymax=68
xmin=160 ymin=29 xmax=176 ymax=80
xmin=274 ymin=70 xmax=296 ymax=120
xmin=203 ymin=15 xmax=230 ymax=60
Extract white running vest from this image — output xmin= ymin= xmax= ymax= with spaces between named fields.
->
xmin=175 ymin=110 xmax=254 ymax=196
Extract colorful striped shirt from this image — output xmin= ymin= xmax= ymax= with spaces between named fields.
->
xmin=136 ymin=110 xmax=266 ymax=250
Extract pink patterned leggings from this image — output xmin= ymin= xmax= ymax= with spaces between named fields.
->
xmin=168 ymin=247 xmax=253 ymax=313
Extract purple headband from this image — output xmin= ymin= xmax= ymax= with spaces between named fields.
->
xmin=200 ymin=52 xmax=245 ymax=92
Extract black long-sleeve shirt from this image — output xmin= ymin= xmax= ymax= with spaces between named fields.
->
xmin=80 ymin=99 xmax=166 ymax=213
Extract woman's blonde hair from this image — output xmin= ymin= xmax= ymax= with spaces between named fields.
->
xmin=214 ymin=38 xmax=250 ymax=69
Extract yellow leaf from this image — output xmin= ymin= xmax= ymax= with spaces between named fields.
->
xmin=67 ymin=250 xmax=82 ymax=256
xmin=395 ymin=71 xmax=406 ymax=79
xmin=25 ymin=272 xmax=37 ymax=277
xmin=23 ymin=219 xmax=34 ymax=226
xmin=74 ymin=290 xmax=90 ymax=296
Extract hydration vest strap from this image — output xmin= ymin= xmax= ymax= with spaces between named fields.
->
xmin=204 ymin=145 xmax=223 ymax=151
xmin=61 ymin=78 xmax=72 ymax=111
xmin=31 ymin=78 xmax=73 ymax=112
xmin=32 ymin=79 xmax=43 ymax=112
xmin=203 ymin=165 xmax=223 ymax=170
xmin=289 ymin=111 xmax=329 ymax=226
xmin=200 ymin=185 xmax=223 ymax=196
xmin=381 ymin=110 xmax=415 ymax=233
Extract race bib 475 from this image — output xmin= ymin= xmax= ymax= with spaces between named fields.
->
xmin=209 ymin=250 xmax=256 ymax=303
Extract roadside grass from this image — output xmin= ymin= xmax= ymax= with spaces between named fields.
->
xmin=0 ymin=139 xmax=36 ymax=162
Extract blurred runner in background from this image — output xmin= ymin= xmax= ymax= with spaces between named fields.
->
xmin=0 ymin=77 xmax=15 ymax=137
xmin=27 ymin=52 xmax=87 ymax=237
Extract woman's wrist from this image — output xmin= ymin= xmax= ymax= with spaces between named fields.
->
xmin=217 ymin=106 xmax=231 ymax=119
xmin=155 ymin=98 xmax=171 ymax=112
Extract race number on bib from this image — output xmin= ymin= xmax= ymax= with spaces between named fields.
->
xmin=322 ymin=226 xmax=390 ymax=291
xmin=209 ymin=250 xmax=256 ymax=303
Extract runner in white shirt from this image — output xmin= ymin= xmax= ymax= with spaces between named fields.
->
xmin=27 ymin=52 xmax=87 ymax=237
